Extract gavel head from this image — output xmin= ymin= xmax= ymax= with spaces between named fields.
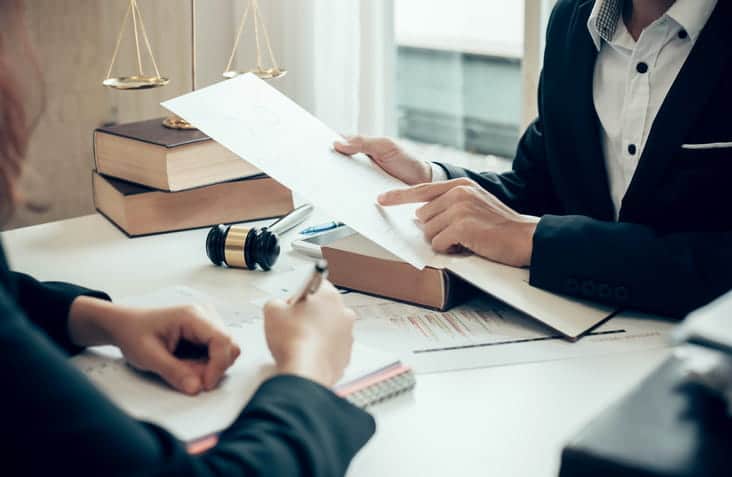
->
xmin=206 ymin=224 xmax=280 ymax=271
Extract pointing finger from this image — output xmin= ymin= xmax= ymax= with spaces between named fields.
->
xmin=378 ymin=178 xmax=474 ymax=206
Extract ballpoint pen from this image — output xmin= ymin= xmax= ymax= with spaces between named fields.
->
xmin=289 ymin=260 xmax=329 ymax=304
xmin=267 ymin=203 xmax=315 ymax=235
xmin=299 ymin=221 xmax=345 ymax=235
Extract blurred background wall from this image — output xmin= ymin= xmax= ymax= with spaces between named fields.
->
xmin=9 ymin=0 xmax=234 ymax=229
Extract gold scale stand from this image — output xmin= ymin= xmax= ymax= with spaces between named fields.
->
xmin=103 ymin=0 xmax=286 ymax=129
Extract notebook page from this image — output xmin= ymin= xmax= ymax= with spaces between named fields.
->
xmin=72 ymin=287 xmax=399 ymax=442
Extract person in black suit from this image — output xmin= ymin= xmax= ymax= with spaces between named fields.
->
xmin=1 ymin=1 xmax=373 ymax=475
xmin=336 ymin=0 xmax=731 ymax=318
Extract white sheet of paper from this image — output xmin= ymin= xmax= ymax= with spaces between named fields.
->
xmin=440 ymin=254 xmax=615 ymax=339
xmin=163 ymin=74 xmax=435 ymax=270
xmin=72 ymin=287 xmax=398 ymax=442
xmin=344 ymin=293 xmax=673 ymax=374
xmin=162 ymin=75 xmax=613 ymax=338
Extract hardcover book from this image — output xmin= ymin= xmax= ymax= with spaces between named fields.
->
xmin=93 ymin=172 xmax=293 ymax=237
xmin=94 ymin=118 xmax=261 ymax=191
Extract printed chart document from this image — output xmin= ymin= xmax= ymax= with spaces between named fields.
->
xmin=341 ymin=292 xmax=674 ymax=374
xmin=72 ymin=287 xmax=400 ymax=442
xmin=162 ymin=74 xmax=613 ymax=339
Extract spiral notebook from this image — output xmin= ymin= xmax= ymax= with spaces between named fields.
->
xmin=71 ymin=286 xmax=415 ymax=453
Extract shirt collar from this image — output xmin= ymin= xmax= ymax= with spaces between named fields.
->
xmin=587 ymin=0 xmax=718 ymax=51
xmin=587 ymin=0 xmax=623 ymax=51
xmin=664 ymin=0 xmax=717 ymax=42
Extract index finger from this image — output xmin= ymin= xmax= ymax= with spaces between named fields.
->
xmin=377 ymin=178 xmax=473 ymax=206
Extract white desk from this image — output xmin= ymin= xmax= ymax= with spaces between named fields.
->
xmin=3 ymin=213 xmax=672 ymax=477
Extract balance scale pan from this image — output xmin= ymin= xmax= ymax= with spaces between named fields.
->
xmin=103 ymin=76 xmax=170 ymax=90
xmin=222 ymin=68 xmax=287 ymax=80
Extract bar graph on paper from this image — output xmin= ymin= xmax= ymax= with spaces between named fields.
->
xmin=345 ymin=292 xmax=672 ymax=373
xmin=347 ymin=295 xmax=576 ymax=353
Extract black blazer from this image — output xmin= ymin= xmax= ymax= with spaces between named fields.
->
xmin=0 ymin=243 xmax=374 ymax=476
xmin=437 ymin=0 xmax=732 ymax=317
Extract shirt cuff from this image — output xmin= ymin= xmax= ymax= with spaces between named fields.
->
xmin=430 ymin=162 xmax=449 ymax=182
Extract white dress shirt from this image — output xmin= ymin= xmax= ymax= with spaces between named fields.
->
xmin=431 ymin=0 xmax=717 ymax=218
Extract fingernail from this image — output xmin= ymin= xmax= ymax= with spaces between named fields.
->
xmin=377 ymin=192 xmax=389 ymax=202
xmin=183 ymin=376 xmax=200 ymax=394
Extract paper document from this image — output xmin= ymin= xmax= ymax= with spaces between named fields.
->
xmin=343 ymin=293 xmax=673 ymax=374
xmin=162 ymin=75 xmax=613 ymax=338
xmin=72 ymin=287 xmax=399 ymax=442
xmin=163 ymin=75 xmax=435 ymax=269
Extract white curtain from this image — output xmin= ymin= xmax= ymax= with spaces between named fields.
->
xmin=521 ymin=0 xmax=556 ymax=129
xmin=213 ymin=0 xmax=395 ymax=137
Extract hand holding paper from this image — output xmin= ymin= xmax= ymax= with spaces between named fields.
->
xmin=333 ymin=136 xmax=434 ymax=186
xmin=163 ymin=75 xmax=437 ymax=270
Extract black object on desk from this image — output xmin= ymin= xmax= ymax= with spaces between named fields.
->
xmin=559 ymin=356 xmax=732 ymax=477
xmin=206 ymin=203 xmax=314 ymax=271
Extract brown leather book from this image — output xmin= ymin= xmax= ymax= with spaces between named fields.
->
xmin=92 ymin=172 xmax=293 ymax=237
xmin=94 ymin=118 xmax=261 ymax=191
xmin=322 ymin=233 xmax=477 ymax=310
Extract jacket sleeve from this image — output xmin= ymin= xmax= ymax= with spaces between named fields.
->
xmin=2 ymin=289 xmax=374 ymax=477
xmin=530 ymin=215 xmax=732 ymax=317
xmin=9 ymin=271 xmax=110 ymax=355
xmin=435 ymin=113 xmax=560 ymax=217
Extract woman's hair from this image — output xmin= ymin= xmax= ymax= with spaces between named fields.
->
xmin=0 ymin=0 xmax=43 ymax=220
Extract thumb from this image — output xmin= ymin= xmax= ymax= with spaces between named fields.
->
xmin=263 ymin=298 xmax=288 ymax=321
xmin=333 ymin=136 xmax=364 ymax=155
xmin=147 ymin=341 xmax=203 ymax=395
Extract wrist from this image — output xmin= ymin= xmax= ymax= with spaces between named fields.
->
xmin=68 ymin=297 xmax=133 ymax=347
xmin=520 ymin=218 xmax=539 ymax=267
xmin=421 ymin=161 xmax=434 ymax=183
xmin=276 ymin=353 xmax=336 ymax=388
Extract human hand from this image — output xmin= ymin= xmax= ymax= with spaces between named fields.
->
xmin=378 ymin=178 xmax=539 ymax=267
xmin=333 ymin=135 xmax=433 ymax=185
xmin=263 ymin=281 xmax=356 ymax=387
xmin=69 ymin=298 xmax=240 ymax=395
xmin=113 ymin=305 xmax=240 ymax=395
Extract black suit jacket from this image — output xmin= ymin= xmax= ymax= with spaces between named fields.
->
xmin=437 ymin=0 xmax=732 ymax=317
xmin=0 ymin=242 xmax=374 ymax=476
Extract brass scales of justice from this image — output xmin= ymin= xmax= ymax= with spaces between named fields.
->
xmin=102 ymin=0 xmax=287 ymax=129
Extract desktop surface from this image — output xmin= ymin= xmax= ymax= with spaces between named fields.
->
xmin=2 ymin=213 xmax=671 ymax=477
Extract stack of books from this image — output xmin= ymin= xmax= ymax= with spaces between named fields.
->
xmin=92 ymin=118 xmax=293 ymax=236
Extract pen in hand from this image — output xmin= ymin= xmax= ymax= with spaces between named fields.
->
xmin=289 ymin=260 xmax=329 ymax=304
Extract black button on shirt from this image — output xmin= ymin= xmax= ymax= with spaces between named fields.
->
xmin=678 ymin=30 xmax=688 ymax=39
xmin=636 ymin=62 xmax=649 ymax=74
xmin=628 ymin=144 xmax=637 ymax=155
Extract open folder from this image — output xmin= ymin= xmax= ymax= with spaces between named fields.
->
xmin=162 ymin=75 xmax=615 ymax=339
